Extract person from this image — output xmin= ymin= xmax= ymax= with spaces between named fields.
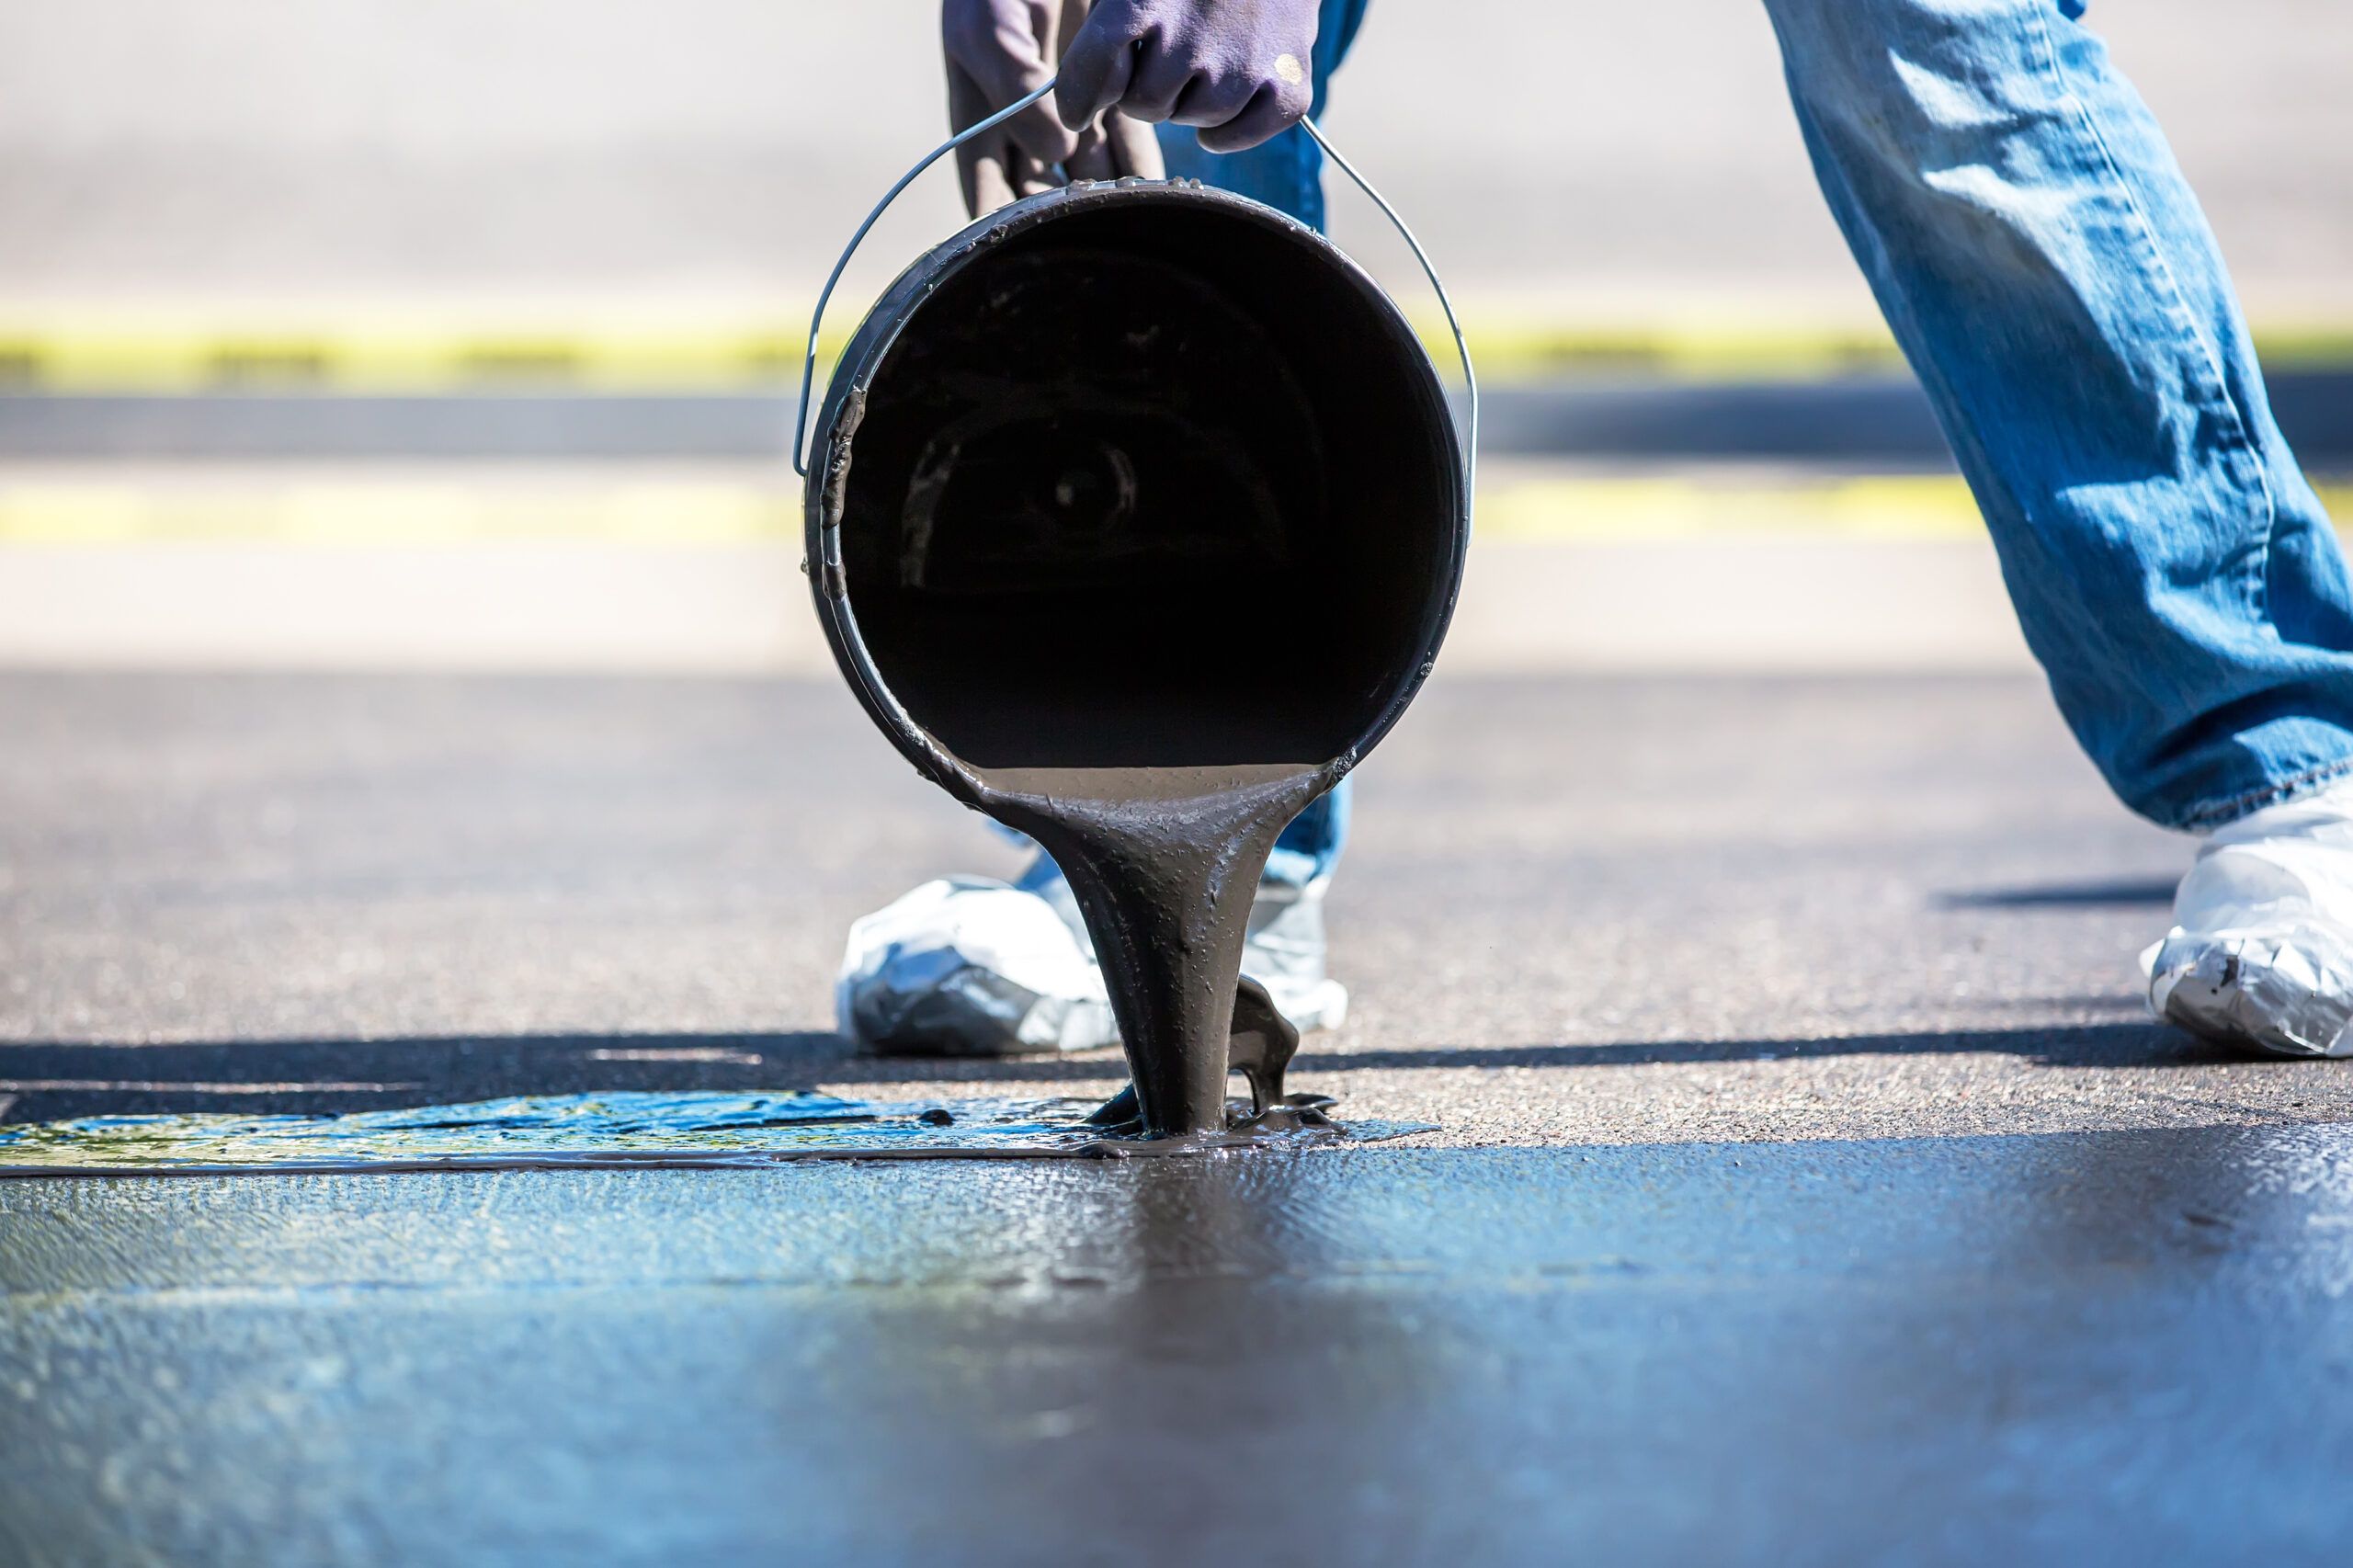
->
xmin=837 ymin=0 xmax=2353 ymax=1062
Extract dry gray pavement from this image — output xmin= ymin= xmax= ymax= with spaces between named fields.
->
xmin=4 ymin=0 xmax=2349 ymax=310
xmin=7 ymin=667 xmax=2331 ymax=1147
xmin=10 ymin=669 xmax=2353 ymax=1564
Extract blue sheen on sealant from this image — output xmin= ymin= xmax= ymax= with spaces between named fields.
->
xmin=0 ymin=1090 xmax=1432 ymax=1174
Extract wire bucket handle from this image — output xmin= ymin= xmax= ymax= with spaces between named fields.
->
xmin=790 ymin=74 xmax=1476 ymax=509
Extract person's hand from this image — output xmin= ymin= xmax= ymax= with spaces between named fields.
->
xmin=943 ymin=0 xmax=1165 ymax=217
xmin=1056 ymin=0 xmax=1320 ymax=154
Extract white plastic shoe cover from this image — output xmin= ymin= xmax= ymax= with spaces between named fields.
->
xmin=836 ymin=866 xmax=1350 ymax=1056
xmin=835 ymin=877 xmax=1117 ymax=1055
xmin=2145 ymin=778 xmax=2353 ymax=1058
xmin=1016 ymin=859 xmax=1350 ymax=1033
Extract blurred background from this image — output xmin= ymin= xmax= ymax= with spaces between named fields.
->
xmin=1 ymin=0 xmax=2348 ymax=671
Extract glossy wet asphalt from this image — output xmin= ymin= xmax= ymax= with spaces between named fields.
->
xmin=8 ymin=671 xmax=2353 ymax=1563
xmin=8 ymin=1131 xmax=2353 ymax=1564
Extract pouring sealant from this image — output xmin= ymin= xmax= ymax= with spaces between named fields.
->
xmin=804 ymin=122 xmax=1471 ymax=1146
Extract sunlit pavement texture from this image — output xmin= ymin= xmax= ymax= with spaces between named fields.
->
xmin=9 ymin=1131 xmax=2353 ymax=1565
xmin=8 ymin=671 xmax=2353 ymax=1563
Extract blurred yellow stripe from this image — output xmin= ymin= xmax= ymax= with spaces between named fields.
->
xmin=4 ymin=474 xmax=2345 ymax=547
xmin=0 ymin=326 xmax=830 ymax=393
xmin=1431 ymin=320 xmax=2353 ymax=383
xmin=1479 ymin=474 xmax=1992 ymax=540
xmin=4 ymin=315 xmax=2350 ymax=391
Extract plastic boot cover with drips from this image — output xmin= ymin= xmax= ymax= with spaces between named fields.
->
xmin=837 ymin=863 xmax=1348 ymax=1057
xmin=2144 ymin=778 xmax=2353 ymax=1058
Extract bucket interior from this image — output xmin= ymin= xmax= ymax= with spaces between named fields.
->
xmin=831 ymin=197 xmax=1458 ymax=772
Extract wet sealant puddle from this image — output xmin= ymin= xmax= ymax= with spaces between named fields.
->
xmin=0 ymin=1089 xmax=1432 ymax=1175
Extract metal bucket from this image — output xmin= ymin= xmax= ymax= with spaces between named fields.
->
xmin=796 ymin=93 xmax=1472 ymax=1129
xmin=800 ymin=137 xmax=1471 ymax=794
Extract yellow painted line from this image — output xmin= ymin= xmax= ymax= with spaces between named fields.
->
xmin=6 ymin=475 xmax=2346 ymax=547
xmin=0 ymin=474 xmax=2344 ymax=547
xmin=1485 ymin=477 xmax=2353 ymax=540
xmin=1440 ymin=319 xmax=1910 ymax=382
xmin=0 ymin=326 xmax=834 ymax=394
xmin=1438 ymin=321 xmax=2353 ymax=382
xmin=1478 ymin=473 xmax=1991 ymax=540
xmin=3 ymin=315 xmax=2349 ymax=391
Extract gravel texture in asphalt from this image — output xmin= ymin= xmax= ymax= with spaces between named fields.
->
xmin=10 ymin=671 xmax=2353 ymax=1565
xmin=3 ymin=669 xmax=2343 ymax=1143
xmin=10 ymin=1127 xmax=2353 ymax=1565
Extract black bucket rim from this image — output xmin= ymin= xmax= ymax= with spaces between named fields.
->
xmin=803 ymin=176 xmax=1471 ymax=803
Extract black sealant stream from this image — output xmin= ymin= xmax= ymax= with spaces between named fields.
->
xmin=808 ymin=186 xmax=1467 ymax=1143
xmin=977 ymin=764 xmax=1333 ymax=1139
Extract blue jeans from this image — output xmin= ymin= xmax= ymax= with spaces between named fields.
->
xmin=1189 ymin=0 xmax=2347 ymax=841
xmin=1765 ymin=0 xmax=2350 ymax=829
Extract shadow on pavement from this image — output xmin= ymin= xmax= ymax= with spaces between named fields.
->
xmin=1293 ymin=1020 xmax=2221 ymax=1072
xmin=0 ymin=1018 xmax=2235 ymax=1123
xmin=1937 ymin=877 xmax=2177 ymax=909
xmin=0 ymin=1029 xmax=848 ymax=1122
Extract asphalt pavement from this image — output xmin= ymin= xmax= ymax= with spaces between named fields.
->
xmin=10 ymin=2 xmax=2353 ymax=1556
xmin=8 ymin=668 xmax=2353 ymax=1562
xmin=8 ymin=374 xmax=2353 ymax=462
xmin=3 ymin=667 xmax=2301 ymax=1144
xmin=10 ymin=1129 xmax=2353 ymax=1565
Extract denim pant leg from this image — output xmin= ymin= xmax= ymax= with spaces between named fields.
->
xmin=1762 ymin=0 xmax=2353 ymax=830
xmin=1154 ymin=0 xmax=1373 ymax=885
